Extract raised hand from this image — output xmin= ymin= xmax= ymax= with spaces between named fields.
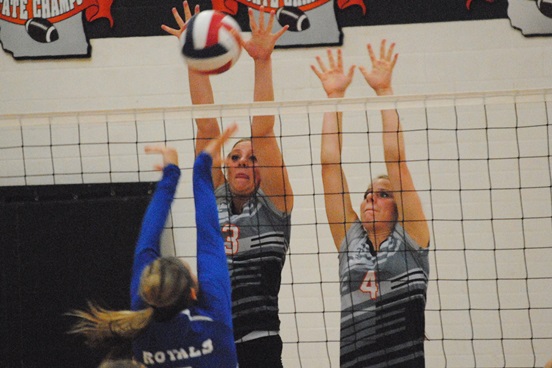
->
xmin=161 ymin=0 xmax=199 ymax=38
xmin=358 ymin=39 xmax=398 ymax=96
xmin=235 ymin=6 xmax=288 ymax=61
xmin=204 ymin=123 xmax=238 ymax=158
xmin=144 ymin=145 xmax=179 ymax=171
xmin=311 ymin=48 xmax=356 ymax=98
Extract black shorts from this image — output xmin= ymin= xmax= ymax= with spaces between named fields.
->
xmin=236 ymin=335 xmax=283 ymax=368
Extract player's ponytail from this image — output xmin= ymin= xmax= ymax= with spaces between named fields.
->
xmin=68 ymin=256 xmax=196 ymax=346
xmin=67 ymin=303 xmax=154 ymax=349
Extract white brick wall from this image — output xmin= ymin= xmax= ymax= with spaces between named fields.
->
xmin=2 ymin=19 xmax=552 ymax=115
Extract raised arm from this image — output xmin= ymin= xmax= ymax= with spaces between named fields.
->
xmin=311 ymin=49 xmax=357 ymax=250
xmin=161 ymin=1 xmax=225 ymax=188
xmin=193 ymin=124 xmax=237 ymax=324
xmin=131 ymin=146 xmax=180 ymax=310
xmin=359 ymin=40 xmax=429 ymax=248
xmin=238 ymin=7 xmax=293 ymax=213
xmin=188 ymin=70 xmax=225 ymax=187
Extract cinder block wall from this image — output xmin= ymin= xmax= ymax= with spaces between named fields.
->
xmin=2 ymin=19 xmax=551 ymax=115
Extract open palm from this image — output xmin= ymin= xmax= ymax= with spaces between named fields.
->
xmin=240 ymin=7 xmax=288 ymax=61
xmin=311 ymin=49 xmax=355 ymax=98
xmin=359 ymin=39 xmax=398 ymax=95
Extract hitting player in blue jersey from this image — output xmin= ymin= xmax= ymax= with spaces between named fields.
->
xmin=69 ymin=124 xmax=239 ymax=368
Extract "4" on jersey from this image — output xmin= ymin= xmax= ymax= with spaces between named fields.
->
xmin=360 ymin=270 xmax=379 ymax=300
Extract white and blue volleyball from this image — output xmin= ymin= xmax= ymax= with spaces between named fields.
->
xmin=179 ymin=10 xmax=242 ymax=75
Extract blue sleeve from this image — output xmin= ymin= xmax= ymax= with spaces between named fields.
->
xmin=130 ymin=164 xmax=181 ymax=311
xmin=193 ymin=152 xmax=233 ymax=328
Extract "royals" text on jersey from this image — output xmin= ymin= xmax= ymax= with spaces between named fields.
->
xmin=142 ymin=339 xmax=214 ymax=365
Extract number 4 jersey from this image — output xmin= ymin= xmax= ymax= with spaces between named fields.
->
xmin=339 ymin=220 xmax=429 ymax=368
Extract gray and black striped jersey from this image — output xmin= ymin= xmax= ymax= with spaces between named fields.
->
xmin=215 ymin=183 xmax=292 ymax=341
xmin=339 ymin=221 xmax=429 ymax=368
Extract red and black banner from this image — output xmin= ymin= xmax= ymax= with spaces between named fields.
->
xmin=2 ymin=0 xmax=551 ymax=60
xmin=82 ymin=0 xmax=508 ymax=38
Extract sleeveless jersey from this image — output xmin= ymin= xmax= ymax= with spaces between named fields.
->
xmin=215 ymin=183 xmax=292 ymax=341
xmin=339 ymin=221 xmax=429 ymax=368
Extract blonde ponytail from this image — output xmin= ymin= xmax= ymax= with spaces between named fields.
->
xmin=68 ymin=302 xmax=154 ymax=348
xmin=69 ymin=256 xmax=195 ymax=347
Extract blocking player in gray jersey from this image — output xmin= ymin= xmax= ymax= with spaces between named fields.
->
xmin=312 ymin=40 xmax=430 ymax=367
xmin=163 ymin=3 xmax=293 ymax=368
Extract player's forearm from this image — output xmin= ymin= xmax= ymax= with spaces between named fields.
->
xmin=253 ymin=58 xmax=274 ymax=102
xmin=382 ymin=110 xmax=406 ymax=163
xmin=188 ymin=70 xmax=221 ymax=152
xmin=134 ymin=165 xmax=180 ymax=256
xmin=193 ymin=153 xmax=229 ymax=295
xmin=251 ymin=58 xmax=275 ymax=138
xmin=189 ymin=69 xmax=215 ymax=105
xmin=320 ymin=111 xmax=344 ymax=164
xmin=375 ymin=86 xmax=405 ymax=161
xmin=131 ymin=165 xmax=180 ymax=308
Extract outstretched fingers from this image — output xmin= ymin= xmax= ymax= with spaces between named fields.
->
xmin=310 ymin=52 xmax=329 ymax=79
xmin=264 ymin=7 xmax=276 ymax=33
xmin=365 ymin=39 xmax=398 ymax=67
xmin=160 ymin=1 xmax=198 ymax=37
xmin=183 ymin=1 xmax=197 ymax=21
xmin=326 ymin=48 xmax=337 ymax=70
xmin=229 ymin=27 xmax=245 ymax=49
xmin=311 ymin=49 xmax=347 ymax=77
xmin=310 ymin=64 xmax=322 ymax=79
xmin=160 ymin=9 xmax=182 ymax=36
xmin=379 ymin=39 xmax=387 ymax=60
xmin=311 ymin=48 xmax=355 ymax=98
xmin=360 ymin=39 xmax=398 ymax=95
xmin=390 ymin=50 xmax=398 ymax=70
xmin=385 ymin=41 xmax=396 ymax=62
xmin=144 ymin=145 xmax=179 ymax=170
xmin=336 ymin=48 xmax=345 ymax=70
xmin=273 ymin=23 xmax=289 ymax=40
xmin=366 ymin=43 xmax=376 ymax=65
xmin=247 ymin=9 xmax=256 ymax=32
xmin=243 ymin=6 xmax=287 ymax=59
xmin=204 ymin=123 xmax=238 ymax=158
xmin=346 ymin=63 xmax=356 ymax=80
xmin=257 ymin=6 xmax=266 ymax=31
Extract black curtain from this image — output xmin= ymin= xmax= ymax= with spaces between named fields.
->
xmin=0 ymin=182 xmax=154 ymax=368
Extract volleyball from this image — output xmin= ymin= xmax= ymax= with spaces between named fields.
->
xmin=179 ymin=10 xmax=242 ymax=75
xmin=537 ymin=0 xmax=552 ymax=18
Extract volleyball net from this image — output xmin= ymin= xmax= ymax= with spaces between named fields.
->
xmin=1 ymin=89 xmax=551 ymax=367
